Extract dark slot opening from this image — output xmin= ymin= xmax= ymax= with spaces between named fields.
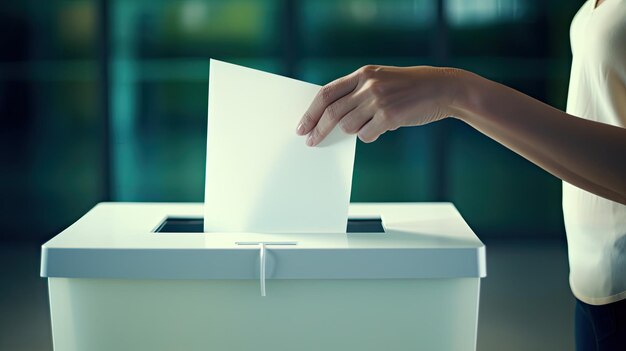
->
xmin=153 ymin=217 xmax=203 ymax=233
xmin=154 ymin=217 xmax=384 ymax=233
xmin=345 ymin=218 xmax=385 ymax=233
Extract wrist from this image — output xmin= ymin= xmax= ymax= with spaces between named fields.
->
xmin=443 ymin=68 xmax=484 ymax=123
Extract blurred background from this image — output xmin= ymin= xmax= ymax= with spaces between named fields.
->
xmin=1 ymin=0 xmax=584 ymax=350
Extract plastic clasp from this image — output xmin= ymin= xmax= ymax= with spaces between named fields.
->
xmin=235 ymin=241 xmax=297 ymax=296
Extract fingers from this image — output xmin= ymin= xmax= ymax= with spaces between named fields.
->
xmin=339 ymin=103 xmax=375 ymax=135
xmin=306 ymin=96 xmax=359 ymax=146
xmin=358 ymin=110 xmax=392 ymax=143
xmin=296 ymin=70 xmax=360 ymax=136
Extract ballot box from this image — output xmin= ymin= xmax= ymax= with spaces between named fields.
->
xmin=41 ymin=202 xmax=486 ymax=351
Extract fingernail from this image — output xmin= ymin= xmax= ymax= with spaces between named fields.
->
xmin=306 ymin=134 xmax=315 ymax=146
xmin=296 ymin=123 xmax=305 ymax=135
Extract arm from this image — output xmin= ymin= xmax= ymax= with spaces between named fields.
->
xmin=296 ymin=65 xmax=626 ymax=205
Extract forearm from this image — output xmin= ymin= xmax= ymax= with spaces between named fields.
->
xmin=450 ymin=70 xmax=626 ymax=204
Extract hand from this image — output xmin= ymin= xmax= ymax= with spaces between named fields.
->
xmin=296 ymin=65 xmax=463 ymax=146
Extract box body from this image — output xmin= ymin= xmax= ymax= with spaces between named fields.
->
xmin=42 ymin=203 xmax=485 ymax=351
xmin=49 ymin=277 xmax=479 ymax=351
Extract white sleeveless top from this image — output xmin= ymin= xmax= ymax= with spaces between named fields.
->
xmin=563 ymin=0 xmax=626 ymax=305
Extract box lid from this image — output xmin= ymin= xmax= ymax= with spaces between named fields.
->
xmin=41 ymin=202 xmax=486 ymax=280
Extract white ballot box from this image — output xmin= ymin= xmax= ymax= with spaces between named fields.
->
xmin=41 ymin=202 xmax=486 ymax=351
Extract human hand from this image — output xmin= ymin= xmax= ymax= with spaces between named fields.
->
xmin=296 ymin=65 xmax=463 ymax=146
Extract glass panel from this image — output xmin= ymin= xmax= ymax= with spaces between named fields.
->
xmin=0 ymin=1 xmax=101 ymax=240
xmin=447 ymin=0 xmax=542 ymax=57
xmin=299 ymin=0 xmax=435 ymax=58
xmin=446 ymin=121 xmax=564 ymax=237
xmin=110 ymin=0 xmax=281 ymax=201
xmin=127 ymin=0 xmax=281 ymax=59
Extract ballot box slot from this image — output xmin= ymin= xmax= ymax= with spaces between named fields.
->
xmin=346 ymin=218 xmax=385 ymax=233
xmin=153 ymin=217 xmax=385 ymax=233
xmin=152 ymin=217 xmax=204 ymax=233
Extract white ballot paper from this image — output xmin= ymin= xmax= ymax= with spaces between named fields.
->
xmin=204 ymin=59 xmax=357 ymax=233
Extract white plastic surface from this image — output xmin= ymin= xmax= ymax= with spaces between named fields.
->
xmin=49 ymin=277 xmax=481 ymax=351
xmin=259 ymin=243 xmax=266 ymax=297
xmin=41 ymin=202 xmax=483 ymax=250
xmin=41 ymin=202 xmax=486 ymax=280
xmin=43 ymin=202 xmax=486 ymax=350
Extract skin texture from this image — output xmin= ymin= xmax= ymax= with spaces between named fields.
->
xmin=296 ymin=65 xmax=455 ymax=144
xmin=296 ymin=65 xmax=626 ymax=205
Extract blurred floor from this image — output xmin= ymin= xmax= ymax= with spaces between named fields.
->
xmin=0 ymin=243 xmax=52 ymax=351
xmin=0 ymin=237 xmax=573 ymax=351
xmin=478 ymin=238 xmax=574 ymax=350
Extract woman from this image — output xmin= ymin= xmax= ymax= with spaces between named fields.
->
xmin=296 ymin=0 xmax=625 ymax=349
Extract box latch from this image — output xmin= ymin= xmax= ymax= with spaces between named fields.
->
xmin=235 ymin=241 xmax=297 ymax=296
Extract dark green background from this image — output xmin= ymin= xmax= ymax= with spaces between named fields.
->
xmin=0 ymin=0 xmax=583 ymax=242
